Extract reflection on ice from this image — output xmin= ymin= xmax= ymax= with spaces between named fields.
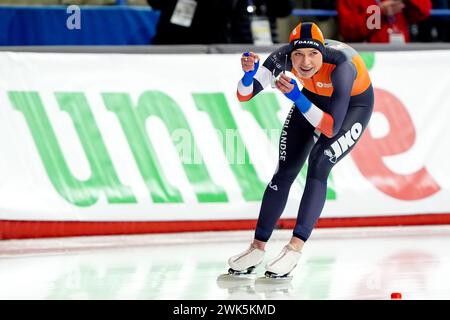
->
xmin=0 ymin=226 xmax=449 ymax=299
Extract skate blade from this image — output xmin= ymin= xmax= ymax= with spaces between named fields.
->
xmin=227 ymin=267 xmax=257 ymax=277
xmin=263 ymin=271 xmax=293 ymax=280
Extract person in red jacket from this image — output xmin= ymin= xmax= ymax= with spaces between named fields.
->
xmin=337 ymin=0 xmax=432 ymax=43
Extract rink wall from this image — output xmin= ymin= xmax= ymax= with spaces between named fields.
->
xmin=1 ymin=44 xmax=450 ymax=239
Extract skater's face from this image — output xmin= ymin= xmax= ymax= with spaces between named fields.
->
xmin=291 ymin=48 xmax=323 ymax=79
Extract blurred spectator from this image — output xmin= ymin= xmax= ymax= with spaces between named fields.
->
xmin=309 ymin=0 xmax=339 ymax=39
xmin=310 ymin=0 xmax=336 ymax=11
xmin=413 ymin=0 xmax=450 ymax=42
xmin=147 ymin=0 xmax=294 ymax=44
xmin=337 ymin=0 xmax=432 ymax=43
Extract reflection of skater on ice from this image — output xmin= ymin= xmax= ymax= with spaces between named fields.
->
xmin=254 ymin=277 xmax=294 ymax=299
xmin=216 ymin=274 xmax=260 ymax=299
xmin=216 ymin=273 xmax=293 ymax=300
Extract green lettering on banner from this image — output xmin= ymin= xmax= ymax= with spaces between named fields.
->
xmin=193 ymin=93 xmax=266 ymax=201
xmin=103 ymin=92 xmax=180 ymax=203
xmin=9 ymin=91 xmax=136 ymax=207
xmin=241 ymin=93 xmax=336 ymax=200
xmin=240 ymin=93 xmax=282 ymax=135
xmin=103 ymin=91 xmax=227 ymax=203
xmin=360 ymin=52 xmax=375 ymax=71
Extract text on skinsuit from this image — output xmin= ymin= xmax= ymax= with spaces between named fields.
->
xmin=324 ymin=122 xmax=362 ymax=163
xmin=280 ymin=107 xmax=295 ymax=161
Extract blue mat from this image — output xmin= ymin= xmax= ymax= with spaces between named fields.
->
xmin=0 ymin=6 xmax=160 ymax=45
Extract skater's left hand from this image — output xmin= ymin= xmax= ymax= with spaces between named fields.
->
xmin=275 ymin=73 xmax=296 ymax=94
xmin=276 ymin=73 xmax=311 ymax=114
xmin=276 ymin=73 xmax=304 ymax=103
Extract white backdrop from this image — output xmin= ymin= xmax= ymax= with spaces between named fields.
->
xmin=0 ymin=51 xmax=449 ymax=222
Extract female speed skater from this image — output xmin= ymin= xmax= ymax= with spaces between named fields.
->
xmin=228 ymin=22 xmax=374 ymax=279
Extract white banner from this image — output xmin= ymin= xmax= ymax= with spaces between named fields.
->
xmin=0 ymin=50 xmax=449 ymax=222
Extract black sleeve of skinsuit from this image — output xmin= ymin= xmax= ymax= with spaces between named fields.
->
xmin=328 ymin=61 xmax=357 ymax=136
xmin=251 ymin=80 xmax=265 ymax=98
xmin=262 ymin=45 xmax=292 ymax=76
xmin=246 ymin=45 xmax=291 ymax=98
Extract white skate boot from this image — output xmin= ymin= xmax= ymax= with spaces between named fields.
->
xmin=264 ymin=244 xmax=301 ymax=279
xmin=227 ymin=244 xmax=265 ymax=277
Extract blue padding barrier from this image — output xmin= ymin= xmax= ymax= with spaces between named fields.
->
xmin=0 ymin=6 xmax=160 ymax=45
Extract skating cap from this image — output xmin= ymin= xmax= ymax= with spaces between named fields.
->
xmin=289 ymin=22 xmax=325 ymax=55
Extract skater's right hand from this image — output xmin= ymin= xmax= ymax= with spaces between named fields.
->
xmin=241 ymin=52 xmax=260 ymax=86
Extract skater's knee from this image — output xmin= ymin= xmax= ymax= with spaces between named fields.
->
xmin=307 ymin=154 xmax=332 ymax=182
xmin=272 ymin=166 xmax=299 ymax=184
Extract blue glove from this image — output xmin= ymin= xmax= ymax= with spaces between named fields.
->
xmin=241 ymin=52 xmax=260 ymax=87
xmin=284 ymin=79 xmax=312 ymax=113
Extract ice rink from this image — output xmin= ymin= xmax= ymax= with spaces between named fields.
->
xmin=1 ymin=225 xmax=449 ymax=300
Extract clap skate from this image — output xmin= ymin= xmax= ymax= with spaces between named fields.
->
xmin=264 ymin=244 xmax=301 ymax=280
xmin=227 ymin=244 xmax=265 ymax=278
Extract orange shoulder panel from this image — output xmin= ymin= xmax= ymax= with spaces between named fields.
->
xmin=350 ymin=55 xmax=371 ymax=95
xmin=292 ymin=63 xmax=336 ymax=97
xmin=292 ymin=58 xmax=371 ymax=97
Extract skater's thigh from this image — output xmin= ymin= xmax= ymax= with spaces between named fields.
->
xmin=308 ymin=106 xmax=373 ymax=179
xmin=277 ymin=105 xmax=316 ymax=173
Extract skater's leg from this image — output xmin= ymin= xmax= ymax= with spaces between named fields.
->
xmin=254 ymin=106 xmax=316 ymax=243
xmin=227 ymin=106 xmax=314 ymax=275
xmin=251 ymin=239 xmax=267 ymax=250
xmin=288 ymin=236 xmax=304 ymax=252
xmin=265 ymin=105 xmax=373 ymax=278
xmin=293 ymin=106 xmax=372 ymax=242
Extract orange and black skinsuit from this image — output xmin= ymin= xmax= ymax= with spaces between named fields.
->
xmin=237 ymin=23 xmax=374 ymax=242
